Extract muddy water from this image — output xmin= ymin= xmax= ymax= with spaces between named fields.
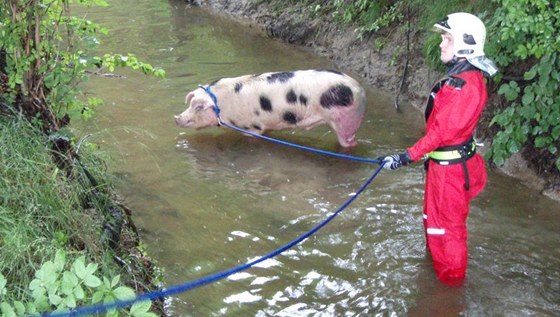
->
xmin=77 ymin=0 xmax=560 ymax=316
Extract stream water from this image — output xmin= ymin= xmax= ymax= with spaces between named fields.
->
xmin=77 ymin=0 xmax=560 ymax=316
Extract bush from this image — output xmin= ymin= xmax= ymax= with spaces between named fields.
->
xmin=0 ymin=0 xmax=165 ymax=133
xmin=1 ymin=1 xmax=166 ymax=315
xmin=0 ymin=251 xmax=156 ymax=317
xmin=486 ymin=0 xmax=560 ymax=172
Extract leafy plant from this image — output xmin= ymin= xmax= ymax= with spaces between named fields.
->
xmin=486 ymin=0 xmax=560 ymax=170
xmin=1 ymin=2 xmax=163 ymax=313
xmin=0 ymin=0 xmax=166 ymax=133
xmin=0 ymin=250 xmax=156 ymax=317
xmin=331 ymin=0 xmax=404 ymax=39
xmin=355 ymin=2 xmax=404 ymax=40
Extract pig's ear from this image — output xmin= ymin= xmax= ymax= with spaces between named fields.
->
xmin=185 ymin=92 xmax=195 ymax=104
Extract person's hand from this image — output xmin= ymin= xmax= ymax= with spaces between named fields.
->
xmin=377 ymin=152 xmax=412 ymax=170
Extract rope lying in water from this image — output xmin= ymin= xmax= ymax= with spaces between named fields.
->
xmin=39 ymin=86 xmax=385 ymax=316
xmin=41 ymin=164 xmax=384 ymax=317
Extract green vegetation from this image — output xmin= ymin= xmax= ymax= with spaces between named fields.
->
xmin=1 ymin=0 xmax=165 ymax=315
xmin=487 ymin=0 xmax=560 ymax=171
xmin=0 ymin=117 xmax=96 ymax=287
xmin=325 ymin=0 xmax=560 ymax=173
xmin=0 ymin=0 xmax=164 ymax=132
xmin=1 ymin=250 xmax=155 ymax=316
xmin=0 ymin=0 xmax=557 ymax=314
xmin=0 ymin=118 xmax=158 ymax=316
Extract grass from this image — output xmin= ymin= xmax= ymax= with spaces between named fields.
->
xmin=0 ymin=115 xmax=110 ymax=301
xmin=267 ymin=0 xmax=499 ymax=71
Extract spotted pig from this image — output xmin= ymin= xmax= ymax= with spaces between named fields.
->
xmin=174 ymin=69 xmax=366 ymax=147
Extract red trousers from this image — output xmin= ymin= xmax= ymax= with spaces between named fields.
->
xmin=423 ymin=153 xmax=487 ymax=286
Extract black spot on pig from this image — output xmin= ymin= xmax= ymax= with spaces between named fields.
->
xmin=283 ymin=111 xmax=298 ymax=124
xmin=286 ymin=90 xmax=298 ymax=104
xmin=267 ymin=72 xmax=295 ymax=84
xmin=234 ymin=82 xmax=243 ymax=93
xmin=287 ymin=90 xmax=308 ymax=106
xmin=320 ymin=84 xmax=354 ymax=109
xmin=260 ymin=96 xmax=273 ymax=112
xmin=254 ymin=110 xmax=261 ymax=116
xmin=252 ymin=124 xmax=262 ymax=130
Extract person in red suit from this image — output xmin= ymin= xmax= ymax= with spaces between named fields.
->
xmin=379 ymin=12 xmax=498 ymax=286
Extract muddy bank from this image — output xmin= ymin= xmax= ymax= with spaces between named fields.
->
xmin=194 ymin=0 xmax=434 ymax=106
xmin=186 ymin=0 xmax=559 ymax=202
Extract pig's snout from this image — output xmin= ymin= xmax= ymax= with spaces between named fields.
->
xmin=174 ymin=114 xmax=193 ymax=127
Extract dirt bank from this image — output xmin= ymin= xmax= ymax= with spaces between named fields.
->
xmin=193 ymin=0 xmax=430 ymax=103
xmin=188 ymin=0 xmax=559 ymax=202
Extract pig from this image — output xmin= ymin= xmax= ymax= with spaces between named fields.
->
xmin=174 ymin=69 xmax=366 ymax=147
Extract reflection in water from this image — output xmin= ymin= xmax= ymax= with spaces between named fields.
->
xmin=175 ymin=131 xmax=367 ymax=202
xmin=76 ymin=0 xmax=560 ymax=316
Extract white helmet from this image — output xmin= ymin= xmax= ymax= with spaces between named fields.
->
xmin=434 ymin=12 xmax=486 ymax=58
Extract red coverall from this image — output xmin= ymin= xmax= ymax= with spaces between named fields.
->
xmin=407 ymin=66 xmax=488 ymax=286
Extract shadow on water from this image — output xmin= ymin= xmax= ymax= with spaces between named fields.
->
xmin=76 ymin=0 xmax=560 ymax=316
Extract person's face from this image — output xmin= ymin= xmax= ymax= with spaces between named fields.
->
xmin=439 ymin=33 xmax=455 ymax=63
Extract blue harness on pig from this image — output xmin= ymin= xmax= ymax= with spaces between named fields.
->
xmin=199 ymin=84 xmax=221 ymax=121
xmin=199 ymin=85 xmax=382 ymax=165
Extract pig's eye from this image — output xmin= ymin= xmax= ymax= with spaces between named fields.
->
xmin=194 ymin=104 xmax=204 ymax=112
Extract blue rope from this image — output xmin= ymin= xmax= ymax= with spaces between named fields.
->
xmin=38 ymin=86 xmax=386 ymax=316
xmin=199 ymin=85 xmax=383 ymax=165
xmin=39 ymin=164 xmax=384 ymax=317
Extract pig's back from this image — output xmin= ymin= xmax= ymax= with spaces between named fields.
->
xmin=212 ymin=70 xmax=365 ymax=130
